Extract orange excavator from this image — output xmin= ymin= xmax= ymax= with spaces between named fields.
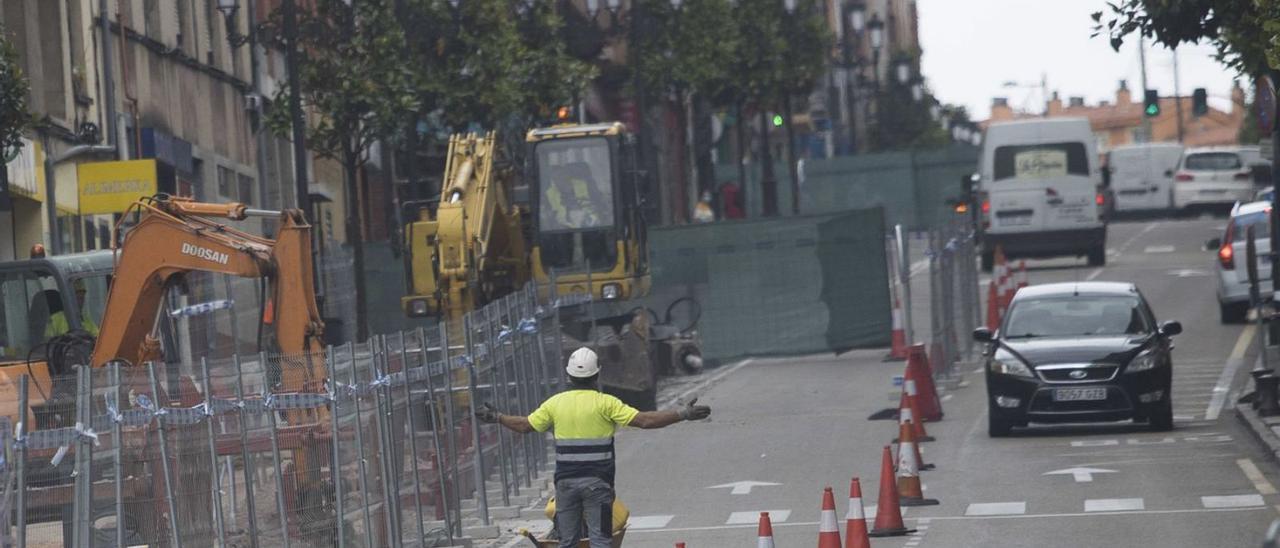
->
xmin=0 ymin=194 xmax=331 ymax=544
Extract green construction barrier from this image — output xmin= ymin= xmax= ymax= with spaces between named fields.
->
xmin=646 ymin=208 xmax=890 ymax=362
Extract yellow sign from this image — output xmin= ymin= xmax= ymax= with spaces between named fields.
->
xmin=77 ymin=159 xmax=158 ymax=214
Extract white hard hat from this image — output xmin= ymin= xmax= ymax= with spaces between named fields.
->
xmin=566 ymin=347 xmax=600 ymax=378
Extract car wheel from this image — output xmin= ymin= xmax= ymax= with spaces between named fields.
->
xmin=981 ymin=251 xmax=994 ymax=272
xmin=1148 ymin=399 xmax=1173 ymax=432
xmin=1219 ymin=301 xmax=1249 ymax=324
xmin=1086 ymin=244 xmax=1106 ymax=267
xmin=988 ymin=407 xmax=1013 ymax=437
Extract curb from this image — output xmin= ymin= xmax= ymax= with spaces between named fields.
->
xmin=1235 ymin=402 xmax=1280 ymax=461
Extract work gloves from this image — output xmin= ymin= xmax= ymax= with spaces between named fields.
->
xmin=475 ymin=402 xmax=501 ymax=424
xmin=678 ymin=398 xmax=712 ymax=421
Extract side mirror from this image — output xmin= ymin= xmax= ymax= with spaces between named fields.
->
xmin=1164 ymin=169 xmax=1174 ymax=178
xmin=1206 ymin=237 xmax=1222 ymax=250
xmin=1159 ymin=320 xmax=1182 ymax=337
xmin=973 ymin=327 xmax=993 ymax=343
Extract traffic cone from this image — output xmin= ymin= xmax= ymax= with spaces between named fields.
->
xmin=1017 ymin=260 xmax=1029 ymax=289
xmin=909 ymin=345 xmax=944 ymax=422
xmin=757 ymin=512 xmax=775 ymax=548
xmin=895 ymin=383 xmax=934 ymax=442
xmin=844 ymin=478 xmax=871 ymax=548
xmin=818 ymin=486 xmax=843 ymax=548
xmin=986 ymin=280 xmax=1000 ymax=330
xmin=869 ymin=446 xmax=916 ymax=537
xmin=896 ymin=425 xmax=940 ymax=507
xmin=886 ymin=294 xmax=909 ymax=361
xmin=897 ymin=418 xmax=935 ymax=471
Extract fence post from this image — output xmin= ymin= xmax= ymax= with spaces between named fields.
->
xmin=111 ymin=362 xmax=125 ymax=548
xmin=418 ymin=326 xmax=456 ymax=544
xmin=437 ymin=321 xmax=464 ymax=538
xmin=147 ymin=361 xmax=184 ymax=548
xmin=231 ymin=354 xmax=262 ymax=548
xmin=323 ymin=345 xmax=347 ymax=548
xmin=71 ymin=363 xmax=90 ymax=548
xmin=14 ymin=375 xmax=26 ymax=548
xmin=480 ymin=305 xmax=514 ymax=507
xmin=347 ymin=344 xmax=377 ymax=548
xmin=398 ymin=331 xmax=428 ymax=545
xmin=371 ymin=336 xmax=403 ymax=547
xmin=895 ymin=224 xmax=914 ymax=345
xmin=261 ymin=352 xmax=292 ymax=548
xmin=507 ymin=293 xmax=536 ymax=489
xmin=199 ymin=357 xmax=228 ymax=545
xmin=464 ymin=312 xmax=492 ymax=526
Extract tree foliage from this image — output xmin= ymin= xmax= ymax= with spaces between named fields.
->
xmin=1092 ymin=0 xmax=1280 ymax=76
xmin=0 ymin=22 xmax=31 ymax=159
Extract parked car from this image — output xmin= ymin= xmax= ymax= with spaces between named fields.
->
xmin=973 ymin=281 xmax=1180 ymax=437
xmin=1172 ymin=146 xmax=1260 ymax=211
xmin=1210 ymin=200 xmax=1273 ymax=323
xmin=977 ymin=118 xmax=1107 ymax=271
xmin=1104 ymin=143 xmax=1183 ymax=213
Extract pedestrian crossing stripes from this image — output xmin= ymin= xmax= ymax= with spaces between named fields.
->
xmin=725 ymin=509 xmax=790 ymax=525
xmin=955 ymin=495 xmax=1266 ymax=517
xmin=965 ymin=502 xmax=1026 ymax=516
xmin=1084 ymin=498 xmax=1144 ymax=512
xmin=1201 ymin=495 xmax=1266 ymax=509
xmin=627 ymin=515 xmax=675 ymax=529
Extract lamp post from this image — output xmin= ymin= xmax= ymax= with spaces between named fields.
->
xmin=867 ymin=13 xmax=884 ymax=90
xmin=781 ymin=0 xmax=802 ymax=214
xmin=838 ymin=1 xmax=865 ymax=155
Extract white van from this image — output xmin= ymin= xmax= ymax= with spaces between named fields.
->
xmin=978 ymin=118 xmax=1106 ymax=271
xmin=1105 ymin=143 xmax=1184 ymax=213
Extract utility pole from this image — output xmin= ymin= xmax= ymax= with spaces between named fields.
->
xmin=1138 ymin=36 xmax=1152 ymax=142
xmin=284 ymin=0 xmax=311 ymax=219
xmin=1172 ymin=48 xmax=1185 ymax=143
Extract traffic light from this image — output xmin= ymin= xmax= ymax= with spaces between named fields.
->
xmin=1192 ymin=88 xmax=1208 ymax=117
xmin=772 ymin=114 xmax=784 ymax=127
xmin=1143 ymin=89 xmax=1160 ymax=117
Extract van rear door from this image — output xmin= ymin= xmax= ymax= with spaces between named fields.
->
xmin=988 ymin=141 xmax=1099 ymax=233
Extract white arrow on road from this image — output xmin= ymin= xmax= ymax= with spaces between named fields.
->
xmin=1044 ymin=467 xmax=1116 ymax=483
xmin=708 ymin=481 xmax=782 ymax=495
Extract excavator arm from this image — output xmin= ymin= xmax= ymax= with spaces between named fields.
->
xmin=91 ymin=197 xmax=325 ymax=390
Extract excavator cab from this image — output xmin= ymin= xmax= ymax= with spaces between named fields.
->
xmin=527 ymin=122 xmax=649 ymax=303
xmin=0 ymin=250 xmax=113 ymax=368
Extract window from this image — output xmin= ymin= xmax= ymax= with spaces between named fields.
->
xmin=993 ymin=142 xmax=1089 ymax=181
xmin=536 ymin=138 xmax=615 ymax=232
xmin=1184 ymin=152 xmax=1242 ymax=171
xmin=217 ymin=165 xmax=233 ymax=197
xmin=237 ymin=174 xmax=253 ymax=205
xmin=35 ymin=0 xmax=68 ymax=120
xmin=0 ymin=269 xmax=61 ymax=360
xmin=1230 ymin=211 xmax=1271 ymax=243
xmin=70 ymin=275 xmax=110 ymax=338
xmin=1005 ymin=295 xmax=1151 ymax=338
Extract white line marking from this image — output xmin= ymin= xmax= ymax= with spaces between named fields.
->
xmin=1202 ymin=495 xmax=1266 ymax=509
xmin=864 ymin=505 xmax=908 ymax=521
xmin=1207 ymin=324 xmax=1255 ymax=420
xmin=941 ymin=394 xmax=953 ymax=402
xmin=1238 ymin=458 xmax=1278 ymax=495
xmin=628 ymin=515 xmax=675 ymax=529
xmin=660 ymin=358 xmax=755 ymax=408
xmin=1144 ymin=245 xmax=1175 ymax=253
xmin=1084 ymin=268 xmax=1104 ymax=281
xmin=725 ymin=509 xmax=790 ymax=525
xmin=1114 ymin=222 xmax=1161 ymax=255
xmin=1070 ymin=439 xmax=1119 ymax=447
xmin=1084 ymin=498 xmax=1144 ymax=512
xmin=1044 ymin=467 xmax=1116 ymax=483
xmin=966 ymin=502 xmax=1027 ymax=516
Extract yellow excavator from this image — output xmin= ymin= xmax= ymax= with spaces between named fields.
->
xmin=401 ymin=123 xmax=702 ymax=409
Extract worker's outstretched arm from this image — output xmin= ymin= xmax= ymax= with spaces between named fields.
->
xmin=630 ymin=398 xmax=711 ymax=429
xmin=476 ymin=403 xmax=536 ymax=433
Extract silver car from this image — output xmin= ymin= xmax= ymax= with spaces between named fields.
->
xmin=1212 ymin=200 xmax=1273 ymax=323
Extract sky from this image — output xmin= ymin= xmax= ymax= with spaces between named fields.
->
xmin=916 ymin=0 xmax=1247 ymax=121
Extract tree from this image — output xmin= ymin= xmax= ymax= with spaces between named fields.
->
xmin=1092 ymin=0 xmax=1278 ymax=76
xmin=266 ymin=0 xmax=418 ymax=341
xmin=0 ymin=22 xmax=32 ymax=216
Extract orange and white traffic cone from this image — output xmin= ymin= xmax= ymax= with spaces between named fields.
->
xmin=887 ymin=294 xmax=909 ymax=361
xmin=869 ymin=445 xmax=916 ymax=537
xmin=897 ymin=418 xmax=934 ymax=471
xmin=895 ymin=383 xmax=934 ymax=442
xmin=909 ymin=345 xmax=944 ymax=422
xmin=757 ymin=512 xmax=775 ymax=548
xmin=844 ymin=478 xmax=872 ymax=548
xmin=818 ymin=486 xmax=843 ymax=548
xmin=986 ymin=279 xmax=1000 ymax=330
xmin=896 ymin=424 xmax=940 ymax=507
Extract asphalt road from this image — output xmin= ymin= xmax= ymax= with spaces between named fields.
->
xmin=607 ymin=216 xmax=1280 ymax=547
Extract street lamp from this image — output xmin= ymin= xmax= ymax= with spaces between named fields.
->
xmin=911 ymin=78 xmax=924 ymax=102
xmin=848 ymin=2 xmax=865 ymax=34
xmin=586 ymin=0 xmax=601 ymax=19
xmin=867 ymin=14 xmax=884 ymax=89
xmin=895 ymin=61 xmax=910 ymax=86
xmin=606 ymin=0 xmax=622 ymax=16
xmin=670 ymin=0 xmax=683 ymax=11
xmin=215 ymin=0 xmax=252 ymax=48
xmin=783 ymin=0 xmax=797 ymax=14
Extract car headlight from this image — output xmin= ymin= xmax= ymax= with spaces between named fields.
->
xmin=1125 ymin=351 xmax=1159 ymax=373
xmin=601 ymin=283 xmax=621 ymax=300
xmin=989 ymin=357 xmax=1034 ymax=378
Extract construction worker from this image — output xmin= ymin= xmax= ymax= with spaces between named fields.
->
xmin=44 ymin=279 xmax=98 ymax=338
xmin=477 ymin=347 xmax=710 ymax=548
xmin=545 ymin=163 xmax=608 ymax=229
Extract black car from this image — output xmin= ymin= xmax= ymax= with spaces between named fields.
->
xmin=973 ymin=281 xmax=1182 ymax=437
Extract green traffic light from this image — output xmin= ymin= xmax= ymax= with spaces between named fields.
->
xmin=1145 ymin=104 xmax=1159 ymax=116
xmin=772 ymin=114 xmax=784 ymax=127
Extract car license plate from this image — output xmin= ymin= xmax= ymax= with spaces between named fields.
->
xmin=1054 ymin=387 xmax=1107 ymax=402
xmin=1000 ymin=216 xmax=1031 ymax=227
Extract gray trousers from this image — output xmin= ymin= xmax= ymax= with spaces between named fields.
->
xmin=554 ymin=476 xmax=614 ymax=548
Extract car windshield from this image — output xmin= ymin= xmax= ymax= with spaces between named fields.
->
xmin=1184 ymin=152 xmax=1241 ymax=171
xmin=1004 ymin=295 xmax=1151 ymax=338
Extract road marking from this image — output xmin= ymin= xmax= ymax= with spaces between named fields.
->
xmin=1237 ymin=458 xmax=1278 ymax=495
xmin=864 ymin=505 xmax=908 ymax=521
xmin=1206 ymin=324 xmax=1255 ymax=420
xmin=941 ymin=394 xmax=953 ymax=402
xmin=965 ymin=502 xmax=1027 ymax=516
xmin=1045 ymin=467 xmax=1116 ymax=483
xmin=1084 ymin=498 xmax=1144 ymax=512
xmin=1144 ymin=245 xmax=1175 ymax=253
xmin=628 ymin=507 xmax=1266 ymax=534
xmin=1084 ymin=268 xmax=1104 ymax=281
xmin=628 ymin=515 xmax=675 ymax=529
xmin=1202 ymin=495 xmax=1266 ymax=509
xmin=1071 ymin=439 xmax=1119 ymax=447
xmin=1114 ymin=222 xmax=1161 ymax=255
xmin=1168 ymin=268 xmax=1211 ymax=277
xmin=659 ymin=358 xmax=755 ymax=408
xmin=707 ymin=481 xmax=781 ymax=495
xmin=725 ymin=509 xmax=790 ymax=525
